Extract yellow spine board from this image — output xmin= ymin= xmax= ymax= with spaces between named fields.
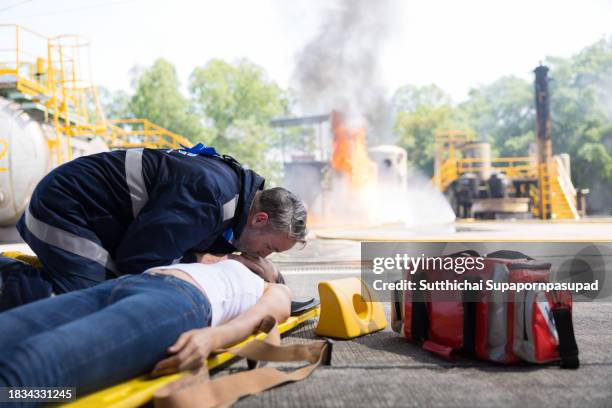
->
xmin=1 ymin=251 xmax=42 ymax=267
xmin=62 ymin=307 xmax=320 ymax=408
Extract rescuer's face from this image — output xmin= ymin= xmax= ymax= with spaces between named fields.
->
xmin=234 ymin=212 xmax=296 ymax=257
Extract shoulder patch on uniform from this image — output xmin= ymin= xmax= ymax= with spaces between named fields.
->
xmin=223 ymin=194 xmax=239 ymax=221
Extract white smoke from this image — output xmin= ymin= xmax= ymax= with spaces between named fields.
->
xmin=292 ymin=0 xmax=396 ymax=140
xmin=288 ymin=0 xmax=456 ymax=228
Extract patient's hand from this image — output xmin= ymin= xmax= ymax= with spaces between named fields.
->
xmin=151 ymin=328 xmax=216 ymax=376
xmin=228 ymin=253 xmax=279 ymax=283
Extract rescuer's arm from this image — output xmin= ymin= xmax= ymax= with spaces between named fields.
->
xmin=114 ymin=182 xmax=222 ymax=274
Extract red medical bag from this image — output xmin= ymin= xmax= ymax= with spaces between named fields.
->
xmin=391 ymin=250 xmax=579 ymax=368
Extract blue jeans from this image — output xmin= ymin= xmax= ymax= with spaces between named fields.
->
xmin=0 ymin=273 xmax=211 ymax=397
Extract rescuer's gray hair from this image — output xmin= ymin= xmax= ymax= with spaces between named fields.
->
xmin=254 ymin=187 xmax=308 ymax=245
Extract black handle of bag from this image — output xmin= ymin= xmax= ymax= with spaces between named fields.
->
xmin=460 ymin=277 xmax=479 ymax=355
xmin=487 ymin=250 xmax=552 ymax=270
xmin=506 ymin=262 xmax=552 ymax=271
xmin=486 ymin=250 xmax=534 ymax=260
xmin=552 ymin=307 xmax=580 ymax=369
xmin=392 ymin=280 xmax=403 ymax=324
xmin=411 ymin=272 xmax=429 ymax=342
xmin=444 ymin=249 xmax=481 ymax=258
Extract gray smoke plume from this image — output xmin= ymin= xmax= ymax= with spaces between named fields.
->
xmin=293 ymin=0 xmax=396 ymax=140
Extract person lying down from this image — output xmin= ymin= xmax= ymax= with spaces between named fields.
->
xmin=0 ymin=259 xmax=291 ymax=395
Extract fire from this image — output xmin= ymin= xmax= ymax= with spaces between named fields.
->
xmin=330 ymin=111 xmax=376 ymax=188
xmin=306 ymin=110 xmax=377 ymax=228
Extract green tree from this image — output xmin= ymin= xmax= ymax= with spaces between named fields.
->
xmin=129 ymin=58 xmax=203 ymax=141
xmin=189 ymin=59 xmax=289 ymax=137
xmin=391 ymin=38 xmax=612 ymax=211
xmin=393 ymin=84 xmax=467 ymax=175
xmin=223 ymin=118 xmax=282 ymax=183
xmin=458 ymin=76 xmax=534 ymax=157
xmin=188 ymin=59 xmax=290 ymax=183
xmin=392 ymin=83 xmax=451 ymax=113
xmin=544 ymin=38 xmax=612 ymax=211
xmin=96 ymin=85 xmax=131 ymax=119
xmin=394 ymin=105 xmax=462 ymax=175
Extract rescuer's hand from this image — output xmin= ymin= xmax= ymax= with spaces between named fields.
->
xmin=228 ymin=253 xmax=280 ymax=283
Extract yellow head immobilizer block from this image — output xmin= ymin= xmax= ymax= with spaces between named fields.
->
xmin=315 ymin=277 xmax=387 ymax=339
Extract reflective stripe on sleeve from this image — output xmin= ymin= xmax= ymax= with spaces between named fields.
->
xmin=24 ymin=207 xmax=118 ymax=273
xmin=125 ymin=148 xmax=149 ymax=218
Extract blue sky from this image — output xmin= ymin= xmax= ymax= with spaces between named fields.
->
xmin=1 ymin=0 xmax=611 ymax=103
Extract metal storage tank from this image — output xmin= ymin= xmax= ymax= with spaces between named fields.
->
xmin=0 ymin=97 xmax=50 ymax=226
xmin=0 ymin=96 xmax=109 ymax=226
xmin=368 ymin=145 xmax=408 ymax=187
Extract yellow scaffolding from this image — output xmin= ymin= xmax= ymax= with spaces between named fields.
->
xmin=433 ymin=130 xmax=578 ymax=220
xmin=0 ymin=23 xmax=192 ymax=171
xmin=109 ymin=119 xmax=192 ymax=149
xmin=433 ymin=130 xmax=536 ymax=192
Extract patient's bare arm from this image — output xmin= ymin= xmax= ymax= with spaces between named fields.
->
xmin=151 ymin=284 xmax=291 ymax=375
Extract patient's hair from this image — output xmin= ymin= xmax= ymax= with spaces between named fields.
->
xmin=253 ymin=188 xmax=308 ymax=245
xmin=276 ymin=272 xmax=286 ymax=284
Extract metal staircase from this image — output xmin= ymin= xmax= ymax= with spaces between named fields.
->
xmin=531 ymin=158 xmax=579 ymax=220
xmin=0 ymin=23 xmax=192 ymax=172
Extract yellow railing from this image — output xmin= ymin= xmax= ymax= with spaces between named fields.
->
xmin=530 ymin=182 xmax=540 ymax=218
xmin=549 ymin=158 xmax=579 ymax=219
xmin=109 ymin=119 xmax=193 ymax=149
xmin=0 ymin=24 xmax=51 ymax=98
xmin=529 ymin=160 xmax=579 ymax=220
xmin=437 ymin=158 xmax=458 ymax=190
xmin=434 ymin=129 xmax=475 ymax=146
xmin=433 ymin=130 xmax=539 ymax=191
xmin=435 ymin=156 xmax=537 ymax=191
xmin=537 ymin=162 xmax=551 ymax=219
xmin=458 ymin=157 xmax=536 ymax=178
xmin=0 ymin=23 xmax=193 ymax=168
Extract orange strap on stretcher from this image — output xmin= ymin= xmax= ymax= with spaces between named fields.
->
xmin=153 ymin=317 xmax=333 ymax=408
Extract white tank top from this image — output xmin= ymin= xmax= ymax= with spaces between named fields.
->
xmin=147 ymin=260 xmax=265 ymax=326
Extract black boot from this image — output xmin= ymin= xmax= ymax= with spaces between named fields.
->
xmin=0 ymin=256 xmax=53 ymax=312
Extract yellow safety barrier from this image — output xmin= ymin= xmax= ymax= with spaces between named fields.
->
xmin=0 ymin=251 xmax=42 ymax=267
xmin=315 ymin=277 xmax=387 ymax=339
xmin=64 ymin=307 xmax=320 ymax=408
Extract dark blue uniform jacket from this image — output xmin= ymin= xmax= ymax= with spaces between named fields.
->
xmin=20 ymin=148 xmax=265 ymax=275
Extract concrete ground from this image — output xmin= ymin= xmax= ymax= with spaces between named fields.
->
xmin=232 ymin=268 xmax=612 ymax=407
xmin=229 ymin=221 xmax=612 ymax=407
xmin=2 ymin=220 xmax=612 ymax=407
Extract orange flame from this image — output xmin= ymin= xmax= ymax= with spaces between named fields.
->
xmin=330 ymin=111 xmax=376 ymax=188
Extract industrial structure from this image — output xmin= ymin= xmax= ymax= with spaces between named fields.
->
xmin=0 ymin=24 xmax=192 ymax=226
xmin=275 ymin=111 xmax=410 ymax=226
xmin=0 ymin=23 xmax=586 ymax=226
xmin=433 ymin=65 xmax=584 ymax=220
